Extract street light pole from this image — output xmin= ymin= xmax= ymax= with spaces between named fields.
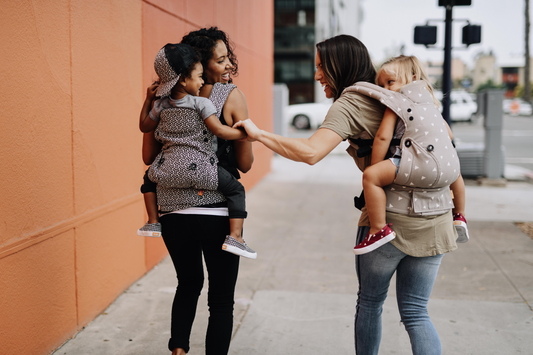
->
xmin=442 ymin=4 xmax=453 ymax=126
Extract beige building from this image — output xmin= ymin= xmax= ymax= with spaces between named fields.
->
xmin=423 ymin=58 xmax=469 ymax=89
xmin=472 ymin=53 xmax=499 ymax=90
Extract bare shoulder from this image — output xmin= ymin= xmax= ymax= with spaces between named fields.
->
xmin=223 ymin=86 xmax=248 ymax=123
xmin=225 ymin=87 xmax=247 ymax=108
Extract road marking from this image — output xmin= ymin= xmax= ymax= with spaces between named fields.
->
xmin=503 ymin=130 xmax=533 ymax=137
xmin=506 ymin=157 xmax=533 ymax=164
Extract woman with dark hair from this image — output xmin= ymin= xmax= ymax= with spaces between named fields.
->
xmin=142 ymin=27 xmax=253 ymax=355
xmin=236 ymin=34 xmax=454 ymax=355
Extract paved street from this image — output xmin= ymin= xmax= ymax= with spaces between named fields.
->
xmin=54 ymin=108 xmax=533 ymax=355
xmin=452 ymin=114 xmax=533 ymax=173
xmin=54 ymin=152 xmax=533 ymax=355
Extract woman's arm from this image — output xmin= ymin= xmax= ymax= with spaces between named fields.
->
xmin=224 ymin=88 xmax=254 ymax=173
xmin=233 ymin=119 xmax=344 ymax=166
xmin=370 ymin=107 xmax=397 ymax=166
xmin=142 ymin=131 xmax=162 ymax=166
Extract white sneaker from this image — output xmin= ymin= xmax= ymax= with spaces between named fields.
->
xmin=137 ymin=222 xmax=162 ymax=237
xmin=222 ymin=235 xmax=257 ymax=259
xmin=453 ymin=213 xmax=469 ymax=243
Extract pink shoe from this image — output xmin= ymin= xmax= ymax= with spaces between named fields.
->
xmin=453 ymin=213 xmax=469 ymax=243
xmin=353 ymin=224 xmax=396 ymax=255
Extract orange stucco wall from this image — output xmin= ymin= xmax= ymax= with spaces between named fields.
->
xmin=0 ymin=0 xmax=273 ymax=354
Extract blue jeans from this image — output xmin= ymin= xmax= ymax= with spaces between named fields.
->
xmin=354 ymin=226 xmax=444 ymax=355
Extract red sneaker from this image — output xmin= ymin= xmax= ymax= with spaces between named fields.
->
xmin=353 ymin=224 xmax=396 ymax=255
xmin=453 ymin=213 xmax=469 ymax=243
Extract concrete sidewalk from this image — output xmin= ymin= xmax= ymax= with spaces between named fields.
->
xmin=54 ymin=154 xmax=533 ymax=355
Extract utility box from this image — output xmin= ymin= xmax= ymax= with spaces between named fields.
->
xmin=455 ymin=142 xmax=505 ymax=178
xmin=456 ymin=89 xmax=506 ymax=179
xmin=483 ymin=89 xmax=505 ymax=179
xmin=476 ymin=91 xmax=486 ymax=118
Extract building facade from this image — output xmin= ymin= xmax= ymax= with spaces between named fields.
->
xmin=274 ymin=0 xmax=362 ymax=105
xmin=274 ymin=0 xmax=316 ymax=104
xmin=472 ymin=53 xmax=499 ymax=91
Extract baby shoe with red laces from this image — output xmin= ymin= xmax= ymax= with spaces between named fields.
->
xmin=453 ymin=213 xmax=469 ymax=243
xmin=353 ymin=224 xmax=396 ymax=255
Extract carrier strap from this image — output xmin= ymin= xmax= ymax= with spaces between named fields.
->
xmin=348 ymin=138 xmax=402 ymax=157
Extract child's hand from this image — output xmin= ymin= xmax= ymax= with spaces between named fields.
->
xmin=146 ymin=83 xmax=159 ymax=101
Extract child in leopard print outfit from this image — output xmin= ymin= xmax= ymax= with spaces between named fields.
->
xmin=137 ymin=43 xmax=256 ymax=259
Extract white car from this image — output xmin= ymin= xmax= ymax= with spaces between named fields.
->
xmin=434 ymin=90 xmax=478 ymax=122
xmin=285 ymin=99 xmax=333 ymax=130
xmin=503 ymin=98 xmax=532 ymax=116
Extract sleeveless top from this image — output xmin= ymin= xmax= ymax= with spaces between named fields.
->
xmin=153 ymin=84 xmax=238 ymax=212
xmin=209 ymin=83 xmax=240 ymax=179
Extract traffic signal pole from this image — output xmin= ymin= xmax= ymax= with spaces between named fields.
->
xmin=442 ymin=4 xmax=453 ymax=126
xmin=414 ymin=1 xmax=480 ymax=126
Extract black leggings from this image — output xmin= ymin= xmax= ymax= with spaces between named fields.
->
xmin=160 ymin=213 xmax=240 ymax=354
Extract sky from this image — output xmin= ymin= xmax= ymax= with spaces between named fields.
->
xmin=359 ymin=0 xmax=532 ymax=69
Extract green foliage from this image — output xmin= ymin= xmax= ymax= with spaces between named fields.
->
xmin=514 ymin=84 xmax=524 ymax=98
xmin=476 ymin=79 xmax=504 ymax=92
xmin=514 ymin=84 xmax=533 ymax=102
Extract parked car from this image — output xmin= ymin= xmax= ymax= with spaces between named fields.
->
xmin=434 ymin=89 xmax=478 ymax=122
xmin=503 ymin=98 xmax=532 ymax=116
xmin=285 ymin=99 xmax=333 ymax=130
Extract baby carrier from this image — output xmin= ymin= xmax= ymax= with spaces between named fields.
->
xmin=344 ymin=80 xmax=461 ymax=216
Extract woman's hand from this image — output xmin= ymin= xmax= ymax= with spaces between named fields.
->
xmin=233 ymin=119 xmax=261 ymax=142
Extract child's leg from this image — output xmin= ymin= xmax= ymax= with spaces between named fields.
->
xmin=450 ymin=174 xmax=465 ymax=216
xmin=141 ymin=169 xmax=159 ymax=223
xmin=138 ymin=169 xmax=162 ymax=237
xmin=143 ymin=192 xmax=159 ymax=224
xmin=451 ymin=174 xmax=469 ymax=243
xmin=217 ymin=167 xmax=247 ymax=243
xmin=362 ymin=160 xmax=398 ymax=235
xmin=229 ymin=219 xmax=244 ymax=242
xmin=218 ymin=167 xmax=256 ymax=259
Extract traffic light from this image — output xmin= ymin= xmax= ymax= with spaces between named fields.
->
xmin=438 ymin=0 xmax=472 ymax=6
xmin=414 ymin=26 xmax=437 ymax=46
xmin=462 ymin=24 xmax=481 ymax=46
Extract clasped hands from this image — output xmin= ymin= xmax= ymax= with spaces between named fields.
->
xmin=233 ymin=119 xmax=262 ymax=142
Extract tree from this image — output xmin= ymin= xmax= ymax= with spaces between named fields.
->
xmin=514 ymin=83 xmax=533 ymax=97
xmin=476 ymin=79 xmax=504 ymax=92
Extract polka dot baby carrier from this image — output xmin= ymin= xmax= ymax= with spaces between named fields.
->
xmin=344 ymin=80 xmax=461 ymax=216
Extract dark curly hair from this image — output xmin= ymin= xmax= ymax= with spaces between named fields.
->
xmin=181 ymin=27 xmax=238 ymax=83
xmin=179 ymin=49 xmax=202 ymax=81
